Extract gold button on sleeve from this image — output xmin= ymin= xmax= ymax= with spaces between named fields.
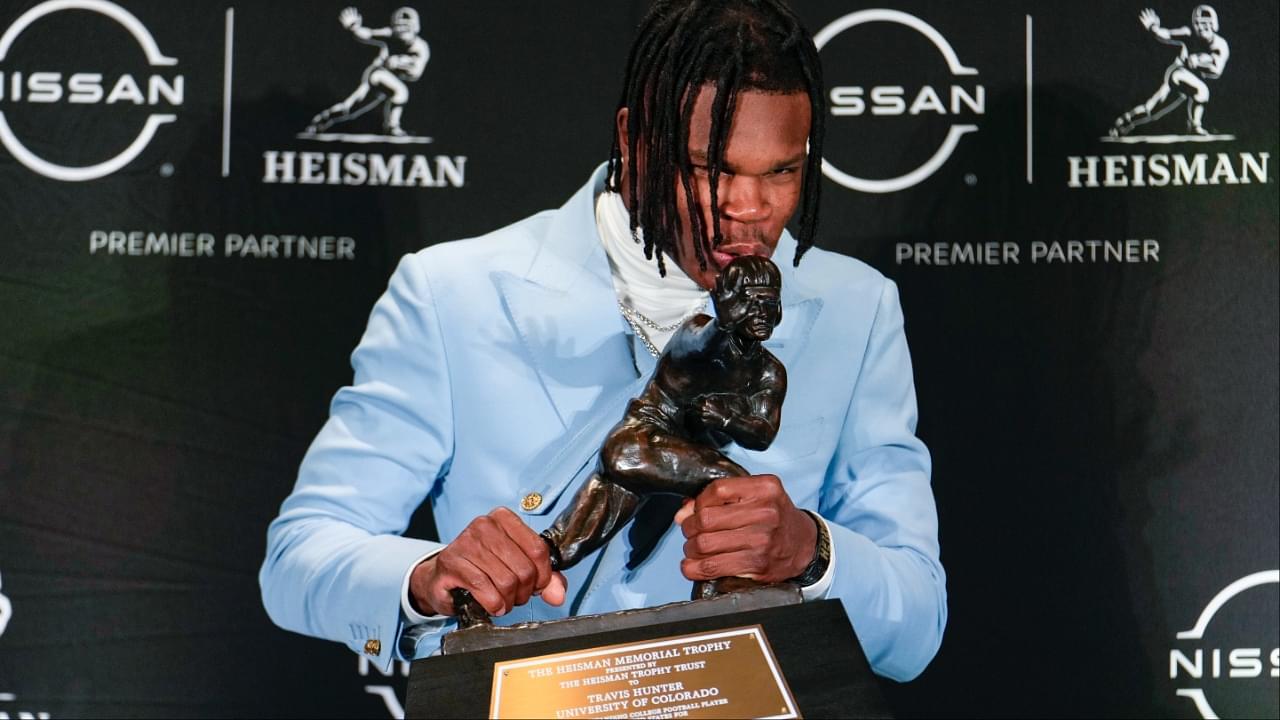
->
xmin=364 ymin=639 xmax=381 ymax=656
xmin=520 ymin=492 xmax=542 ymax=511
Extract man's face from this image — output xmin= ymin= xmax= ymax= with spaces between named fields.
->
xmin=619 ymin=85 xmax=811 ymax=290
xmin=720 ymin=284 xmax=782 ymax=343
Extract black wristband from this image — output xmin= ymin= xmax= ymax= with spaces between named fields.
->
xmin=790 ymin=510 xmax=831 ymax=588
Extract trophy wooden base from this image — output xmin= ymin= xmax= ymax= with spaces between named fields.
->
xmin=405 ymin=590 xmax=890 ymax=719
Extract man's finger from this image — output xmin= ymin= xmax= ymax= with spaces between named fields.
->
xmin=680 ymin=550 xmax=767 ymax=582
xmin=539 ymin=571 xmax=568 ymax=607
xmin=437 ymin=555 xmax=507 ymax=617
xmin=487 ymin=511 xmax=543 ymax=599
xmin=683 ymin=527 xmax=769 ymax=559
xmin=694 ymin=475 xmax=780 ymax=510
xmin=487 ymin=534 xmax=539 ymax=607
xmin=674 ymin=498 xmax=696 ymax=527
xmin=691 ymin=478 xmax=746 ymax=512
xmin=681 ymin=504 xmax=778 ymax=538
xmin=464 ymin=545 xmax=523 ymax=615
xmin=492 ymin=508 xmax=554 ymax=591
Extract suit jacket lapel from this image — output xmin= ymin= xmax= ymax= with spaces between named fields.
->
xmin=494 ymin=166 xmax=638 ymax=431
xmin=763 ymin=233 xmax=823 ymax=368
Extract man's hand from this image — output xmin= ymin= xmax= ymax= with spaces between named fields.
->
xmin=408 ymin=507 xmax=566 ymax=617
xmin=675 ymin=475 xmax=817 ymax=583
xmin=339 ymin=7 xmax=362 ymax=30
xmin=1139 ymin=8 xmax=1160 ymax=31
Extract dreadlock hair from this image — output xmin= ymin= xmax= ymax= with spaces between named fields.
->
xmin=606 ymin=0 xmax=826 ymax=276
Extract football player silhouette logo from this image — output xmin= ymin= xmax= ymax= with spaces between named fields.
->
xmin=1111 ymin=6 xmax=1229 ymax=137
xmin=304 ymin=7 xmax=429 ymax=138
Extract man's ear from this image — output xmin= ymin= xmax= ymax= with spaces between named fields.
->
xmin=616 ymin=108 xmax=630 ymax=168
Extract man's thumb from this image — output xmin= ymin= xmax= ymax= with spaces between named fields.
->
xmin=540 ymin=572 xmax=568 ymax=607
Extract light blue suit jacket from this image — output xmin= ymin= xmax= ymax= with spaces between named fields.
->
xmin=260 ymin=165 xmax=946 ymax=682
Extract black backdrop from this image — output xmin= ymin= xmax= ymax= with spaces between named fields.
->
xmin=1 ymin=1 xmax=1276 ymax=718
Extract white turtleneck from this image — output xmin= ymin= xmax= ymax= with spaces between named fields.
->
xmin=595 ymin=191 xmax=709 ymax=353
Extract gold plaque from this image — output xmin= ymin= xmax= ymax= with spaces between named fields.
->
xmin=489 ymin=624 xmax=799 ymax=719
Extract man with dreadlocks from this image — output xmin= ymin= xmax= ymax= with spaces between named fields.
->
xmin=262 ymin=0 xmax=945 ymax=683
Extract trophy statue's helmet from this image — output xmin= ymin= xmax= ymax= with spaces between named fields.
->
xmin=393 ymin=7 xmax=421 ymax=35
xmin=1193 ymin=5 xmax=1219 ymax=32
xmin=715 ymin=255 xmax=782 ymax=298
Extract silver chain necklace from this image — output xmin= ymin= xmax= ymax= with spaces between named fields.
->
xmin=617 ymin=299 xmax=707 ymax=358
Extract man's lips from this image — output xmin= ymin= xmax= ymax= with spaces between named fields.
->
xmin=711 ymin=244 xmax=771 ymax=269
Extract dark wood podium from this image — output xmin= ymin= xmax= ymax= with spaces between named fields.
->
xmin=405 ymin=593 xmax=890 ymax=719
